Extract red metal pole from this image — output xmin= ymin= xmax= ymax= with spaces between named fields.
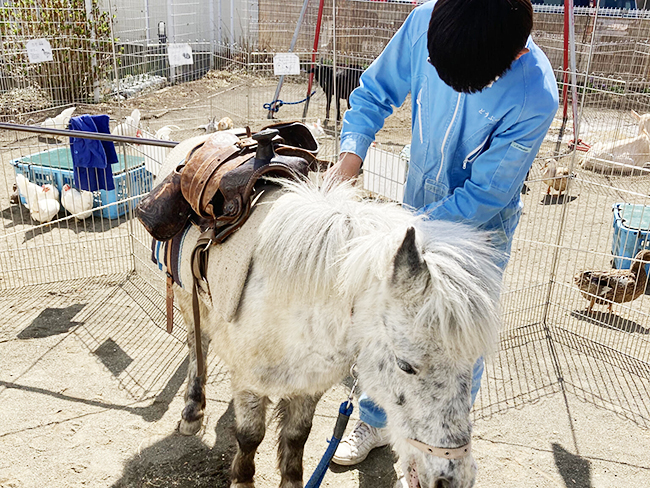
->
xmin=562 ymin=0 xmax=570 ymax=120
xmin=555 ymin=0 xmax=572 ymax=155
xmin=302 ymin=0 xmax=326 ymax=121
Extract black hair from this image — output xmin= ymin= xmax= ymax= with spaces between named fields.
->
xmin=427 ymin=0 xmax=533 ymax=93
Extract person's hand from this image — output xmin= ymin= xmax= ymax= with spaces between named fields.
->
xmin=325 ymin=152 xmax=363 ymax=182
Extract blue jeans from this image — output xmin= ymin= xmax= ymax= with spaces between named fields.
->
xmin=359 ymin=356 xmax=485 ymax=429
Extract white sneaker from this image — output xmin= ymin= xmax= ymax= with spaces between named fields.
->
xmin=332 ymin=420 xmax=390 ymax=466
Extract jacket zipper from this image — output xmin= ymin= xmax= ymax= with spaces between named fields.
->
xmin=462 ymin=133 xmax=491 ymax=169
xmin=416 ymin=88 xmax=423 ymax=144
xmin=437 ymin=92 xmax=462 ymax=182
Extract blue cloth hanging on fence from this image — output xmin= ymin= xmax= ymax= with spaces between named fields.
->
xmin=69 ymin=114 xmax=117 ymax=191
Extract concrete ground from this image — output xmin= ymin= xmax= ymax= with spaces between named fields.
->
xmin=0 ymin=274 xmax=648 ymax=488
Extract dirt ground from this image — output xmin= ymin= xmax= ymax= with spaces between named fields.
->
xmin=1 ymin=275 xmax=648 ymax=488
xmin=1 ymin=73 xmax=650 ymax=488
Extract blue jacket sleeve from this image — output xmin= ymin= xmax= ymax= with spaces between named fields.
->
xmin=339 ymin=11 xmax=415 ymax=162
xmin=422 ymin=108 xmax=556 ymax=226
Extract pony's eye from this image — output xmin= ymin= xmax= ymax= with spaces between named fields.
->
xmin=396 ymin=357 xmax=417 ymax=375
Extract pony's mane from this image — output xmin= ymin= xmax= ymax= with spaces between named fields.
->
xmin=416 ymin=220 xmax=503 ymax=359
xmin=256 ymin=178 xmax=418 ymax=299
xmin=338 ymin=213 xmax=503 ymax=359
xmin=256 ymin=179 xmax=502 ymax=359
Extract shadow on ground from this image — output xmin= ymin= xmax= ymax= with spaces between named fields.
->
xmin=540 ymin=194 xmax=578 ymax=205
xmin=0 ymin=354 xmax=189 ymax=423
xmin=112 ymin=401 xmax=237 ymax=488
xmin=2 ymin=202 xmax=125 ymax=244
xmin=112 ymin=398 xmax=399 ymax=488
xmin=552 ymin=443 xmax=592 ymax=488
xmin=329 ymin=445 xmax=399 ymax=488
xmin=1 ymin=203 xmax=30 ymax=228
xmin=571 ymin=309 xmax=649 ymax=334
xmin=17 ymin=303 xmax=86 ymax=339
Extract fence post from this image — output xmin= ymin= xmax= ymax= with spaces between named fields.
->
xmin=230 ymin=0 xmax=235 ymax=52
xmin=107 ymin=0 xmax=122 ymax=109
xmin=333 ymin=0 xmax=339 ymax=155
xmin=85 ymin=0 xmax=100 ymax=103
xmin=144 ymin=0 xmax=151 ymax=42
xmin=210 ymin=0 xmax=215 ymax=70
xmin=167 ymin=0 xmax=176 ymax=83
xmin=218 ymin=0 xmax=223 ymax=50
xmin=266 ymin=0 xmax=311 ymax=119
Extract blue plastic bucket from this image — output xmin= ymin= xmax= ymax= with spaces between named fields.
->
xmin=612 ymin=203 xmax=650 ymax=275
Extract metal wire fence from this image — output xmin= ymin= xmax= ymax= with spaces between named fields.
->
xmin=1 ymin=1 xmax=649 ymax=428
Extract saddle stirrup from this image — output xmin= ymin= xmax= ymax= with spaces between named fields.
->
xmin=165 ymin=242 xmax=174 ymax=334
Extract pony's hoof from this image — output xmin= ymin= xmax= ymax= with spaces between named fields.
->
xmin=179 ymin=403 xmax=204 ymax=436
xmin=279 ymin=482 xmax=303 ymax=488
xmin=179 ymin=418 xmax=202 ymax=435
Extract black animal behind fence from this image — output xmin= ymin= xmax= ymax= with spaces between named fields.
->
xmin=308 ymin=63 xmax=364 ymax=121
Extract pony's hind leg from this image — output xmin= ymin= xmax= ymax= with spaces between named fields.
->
xmin=231 ymin=390 xmax=270 ymax=488
xmin=276 ymin=393 xmax=322 ymax=488
xmin=175 ymin=286 xmax=211 ymax=436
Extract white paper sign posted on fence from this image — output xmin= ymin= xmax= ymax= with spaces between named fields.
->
xmin=168 ymin=43 xmax=194 ymax=67
xmin=26 ymin=39 xmax=53 ymax=63
xmin=273 ymin=53 xmax=300 ymax=76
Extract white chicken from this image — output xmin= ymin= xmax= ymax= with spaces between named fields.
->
xmin=142 ymin=125 xmax=180 ymax=176
xmin=112 ymin=108 xmax=142 ymax=137
xmin=15 ymin=174 xmax=61 ymax=223
xmin=15 ymin=173 xmax=39 ymax=209
xmin=61 ymin=184 xmax=95 ymax=220
xmin=153 ymin=124 xmax=179 ymax=140
xmin=30 ymin=198 xmax=60 ymax=223
xmin=41 ymin=183 xmax=60 ymax=202
xmin=41 ymin=106 xmax=76 ymax=131
xmin=15 ymin=174 xmax=58 ymax=209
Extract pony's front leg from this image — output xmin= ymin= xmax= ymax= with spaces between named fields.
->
xmin=276 ymin=394 xmax=322 ymax=488
xmin=325 ymin=94 xmax=332 ymax=121
xmin=175 ymin=286 xmax=211 ymax=436
xmin=231 ymin=390 xmax=270 ymax=488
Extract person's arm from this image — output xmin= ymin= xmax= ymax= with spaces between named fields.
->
xmin=423 ymin=109 xmax=556 ymax=227
xmin=326 ymin=152 xmax=363 ymax=181
xmin=330 ymin=9 xmax=417 ymax=180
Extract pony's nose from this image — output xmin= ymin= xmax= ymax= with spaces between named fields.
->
xmin=433 ymin=479 xmax=451 ymax=488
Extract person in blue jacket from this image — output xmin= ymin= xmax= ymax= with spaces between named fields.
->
xmin=330 ymin=0 xmax=559 ymax=467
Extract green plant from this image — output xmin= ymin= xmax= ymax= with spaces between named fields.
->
xmin=0 ymin=0 xmax=116 ymax=104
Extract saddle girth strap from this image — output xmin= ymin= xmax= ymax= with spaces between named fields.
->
xmin=190 ymin=227 xmax=216 ymax=380
xmin=165 ymin=242 xmax=174 ymax=333
xmin=192 ymin=280 xmax=204 ymax=380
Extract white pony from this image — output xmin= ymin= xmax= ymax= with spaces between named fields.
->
xmin=157 ymin=134 xmax=502 ymax=488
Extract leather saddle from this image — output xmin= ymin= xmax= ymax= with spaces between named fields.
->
xmin=136 ymin=121 xmax=323 ymax=244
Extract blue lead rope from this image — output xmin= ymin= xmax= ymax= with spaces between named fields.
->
xmin=263 ymin=91 xmax=316 ymax=113
xmin=305 ymin=400 xmax=354 ymax=488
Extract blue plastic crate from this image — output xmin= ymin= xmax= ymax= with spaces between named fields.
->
xmin=10 ymin=146 xmax=151 ymax=220
xmin=612 ymin=203 xmax=650 ymax=275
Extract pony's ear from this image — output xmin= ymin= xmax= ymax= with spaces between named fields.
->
xmin=392 ymin=227 xmax=429 ymax=289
